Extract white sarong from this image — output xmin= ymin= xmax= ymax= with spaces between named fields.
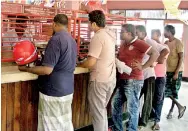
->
xmin=38 ymin=92 xmax=73 ymax=131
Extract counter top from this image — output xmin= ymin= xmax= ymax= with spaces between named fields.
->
xmin=1 ymin=66 xmax=89 ymax=84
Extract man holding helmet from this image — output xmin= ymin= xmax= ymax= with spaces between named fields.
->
xmin=18 ymin=14 xmax=77 ymax=131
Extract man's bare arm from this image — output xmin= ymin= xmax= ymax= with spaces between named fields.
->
xmin=142 ymin=47 xmax=159 ymax=70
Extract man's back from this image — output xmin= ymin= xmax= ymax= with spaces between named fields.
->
xmin=88 ymin=28 xmax=116 ymax=82
xmin=38 ymin=30 xmax=77 ymax=97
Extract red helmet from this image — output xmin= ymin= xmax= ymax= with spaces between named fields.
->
xmin=13 ymin=40 xmax=38 ymax=65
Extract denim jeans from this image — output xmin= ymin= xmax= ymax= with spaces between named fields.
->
xmin=151 ymin=77 xmax=166 ymax=123
xmin=111 ymin=79 xmax=144 ymax=131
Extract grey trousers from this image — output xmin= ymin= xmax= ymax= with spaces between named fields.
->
xmin=88 ymin=80 xmax=116 ymax=131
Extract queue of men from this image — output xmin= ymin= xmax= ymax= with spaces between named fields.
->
xmin=78 ymin=10 xmax=186 ymax=131
xmin=3 ymin=10 xmax=186 ymax=131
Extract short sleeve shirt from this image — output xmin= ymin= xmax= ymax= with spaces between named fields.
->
xmin=165 ymin=38 xmax=184 ymax=72
xmin=142 ymin=37 xmax=167 ymax=80
xmin=154 ymin=43 xmax=169 ymax=77
xmin=88 ymin=28 xmax=116 ymax=82
xmin=118 ymin=39 xmax=151 ymax=80
xmin=38 ymin=30 xmax=77 ymax=97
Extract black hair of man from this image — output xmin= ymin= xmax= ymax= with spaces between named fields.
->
xmin=16 ymin=16 xmax=28 ymax=23
xmin=53 ymin=14 xmax=68 ymax=27
xmin=88 ymin=10 xmax=106 ymax=27
xmin=136 ymin=25 xmax=147 ymax=33
xmin=151 ymin=29 xmax=161 ymax=36
xmin=165 ymin=25 xmax=175 ymax=35
xmin=122 ymin=24 xmax=136 ymax=37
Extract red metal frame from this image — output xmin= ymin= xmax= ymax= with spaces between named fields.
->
xmin=1 ymin=2 xmax=141 ymax=62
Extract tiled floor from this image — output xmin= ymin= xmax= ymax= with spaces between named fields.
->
xmin=140 ymin=82 xmax=188 ymax=131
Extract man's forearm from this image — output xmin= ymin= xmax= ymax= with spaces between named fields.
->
xmin=175 ymin=57 xmax=183 ymax=74
xmin=143 ymin=52 xmax=159 ymax=70
xmin=27 ymin=66 xmax=50 ymax=75
xmin=157 ymin=48 xmax=169 ymax=64
xmin=77 ymin=57 xmax=96 ymax=69
xmin=78 ymin=61 xmax=90 ymax=68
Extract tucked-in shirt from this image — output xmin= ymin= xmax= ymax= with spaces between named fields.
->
xmin=142 ymin=37 xmax=167 ymax=80
xmin=118 ymin=38 xmax=151 ymax=80
xmin=154 ymin=44 xmax=169 ymax=77
xmin=38 ymin=30 xmax=77 ymax=97
xmin=88 ymin=28 xmax=116 ymax=82
xmin=165 ymin=38 xmax=184 ymax=72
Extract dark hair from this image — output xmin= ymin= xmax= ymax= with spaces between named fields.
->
xmin=165 ymin=25 xmax=175 ymax=35
xmin=54 ymin=14 xmax=68 ymax=26
xmin=16 ymin=16 xmax=28 ymax=23
xmin=151 ymin=29 xmax=161 ymax=36
xmin=136 ymin=25 xmax=146 ymax=33
xmin=122 ymin=24 xmax=136 ymax=37
xmin=89 ymin=10 xmax=106 ymax=27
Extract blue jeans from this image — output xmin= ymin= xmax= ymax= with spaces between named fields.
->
xmin=112 ymin=79 xmax=144 ymax=131
xmin=151 ymin=77 xmax=166 ymax=123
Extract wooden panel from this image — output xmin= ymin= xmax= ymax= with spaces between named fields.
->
xmin=7 ymin=83 xmax=15 ymax=131
xmin=20 ymin=82 xmax=29 ymax=131
xmin=13 ymin=82 xmax=21 ymax=131
xmin=1 ymin=84 xmax=7 ymax=131
xmin=31 ymin=81 xmax=39 ymax=131
xmin=1 ymin=81 xmax=39 ymax=131
xmin=84 ymin=76 xmax=91 ymax=126
xmin=79 ymin=74 xmax=87 ymax=127
xmin=72 ymin=73 xmax=92 ymax=129
xmin=1 ymin=73 xmax=95 ymax=130
xmin=27 ymin=81 xmax=33 ymax=131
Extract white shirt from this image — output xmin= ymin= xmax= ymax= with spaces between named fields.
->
xmin=143 ymin=37 xmax=167 ymax=80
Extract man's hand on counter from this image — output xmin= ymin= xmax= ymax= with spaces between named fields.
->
xmin=18 ymin=65 xmax=53 ymax=75
xmin=77 ymin=56 xmax=97 ymax=69
xmin=18 ymin=65 xmax=28 ymax=72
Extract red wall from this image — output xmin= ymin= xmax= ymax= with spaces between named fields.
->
xmin=107 ymin=1 xmax=188 ymax=10
xmin=183 ymin=25 xmax=188 ymax=77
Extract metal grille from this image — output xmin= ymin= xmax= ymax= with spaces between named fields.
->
xmin=1 ymin=12 xmax=54 ymax=62
xmin=1 ymin=2 xmax=141 ymax=63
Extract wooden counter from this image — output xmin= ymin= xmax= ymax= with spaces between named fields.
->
xmin=1 ymin=66 xmax=89 ymax=84
xmin=1 ymin=66 xmax=93 ymax=131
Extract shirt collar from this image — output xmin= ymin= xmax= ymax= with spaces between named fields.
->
xmin=54 ymin=30 xmax=67 ymax=36
xmin=130 ymin=36 xmax=138 ymax=43
xmin=144 ymin=36 xmax=148 ymax=41
xmin=95 ymin=28 xmax=105 ymax=34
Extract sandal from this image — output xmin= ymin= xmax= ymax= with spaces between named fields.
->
xmin=152 ymin=123 xmax=160 ymax=130
xmin=167 ymin=111 xmax=173 ymax=119
xmin=178 ymin=106 xmax=186 ymax=119
xmin=138 ymin=126 xmax=144 ymax=131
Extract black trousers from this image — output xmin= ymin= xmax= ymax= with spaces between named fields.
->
xmin=139 ymin=77 xmax=155 ymax=126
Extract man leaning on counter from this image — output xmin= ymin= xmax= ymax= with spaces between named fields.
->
xmin=18 ymin=14 xmax=77 ymax=131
